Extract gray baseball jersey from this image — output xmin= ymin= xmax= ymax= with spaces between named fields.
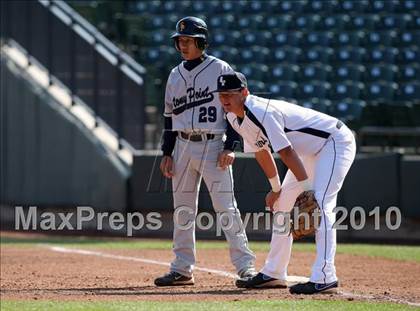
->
xmin=164 ymin=56 xmax=234 ymax=134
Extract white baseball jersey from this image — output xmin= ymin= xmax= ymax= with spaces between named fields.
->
xmin=164 ymin=56 xmax=234 ymax=134
xmin=226 ymin=94 xmax=356 ymax=285
xmin=226 ymin=95 xmax=341 ymax=155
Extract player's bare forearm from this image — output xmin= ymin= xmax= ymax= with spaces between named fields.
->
xmin=160 ymin=155 xmax=174 ymax=178
xmin=278 ymin=146 xmax=308 ymax=181
xmin=255 ymin=149 xmax=278 ymax=179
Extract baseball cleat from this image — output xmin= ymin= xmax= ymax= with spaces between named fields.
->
xmin=238 ymin=267 xmax=258 ymax=279
xmin=289 ymin=280 xmax=338 ymax=295
xmin=154 ymin=271 xmax=194 ymax=287
xmin=235 ymin=272 xmax=287 ymax=289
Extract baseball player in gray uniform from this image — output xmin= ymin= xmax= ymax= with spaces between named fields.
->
xmin=154 ymin=17 xmax=256 ymax=287
xmin=214 ymin=72 xmax=356 ymax=294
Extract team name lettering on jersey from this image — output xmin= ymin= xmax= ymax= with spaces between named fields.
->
xmin=165 ymin=56 xmax=233 ymax=132
xmin=172 ymin=86 xmax=214 ymax=115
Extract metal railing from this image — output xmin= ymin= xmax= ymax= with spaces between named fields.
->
xmin=0 ymin=0 xmax=146 ymax=149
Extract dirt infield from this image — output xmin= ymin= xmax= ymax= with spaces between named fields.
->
xmin=1 ymin=234 xmax=420 ymax=306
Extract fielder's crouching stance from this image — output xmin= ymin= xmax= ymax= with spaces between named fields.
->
xmin=215 ymin=72 xmax=356 ymax=294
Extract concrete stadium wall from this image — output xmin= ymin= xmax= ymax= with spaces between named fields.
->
xmin=0 ymin=58 xmax=129 ymax=212
xmin=400 ymin=156 xmax=420 ymax=218
xmin=130 ymin=151 xmax=419 ymax=219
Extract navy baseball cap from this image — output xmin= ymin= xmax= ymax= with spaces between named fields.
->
xmin=215 ymin=72 xmax=247 ymax=92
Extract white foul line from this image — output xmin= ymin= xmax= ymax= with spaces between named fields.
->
xmin=48 ymin=246 xmax=237 ymax=278
xmin=46 ymin=246 xmax=420 ymax=307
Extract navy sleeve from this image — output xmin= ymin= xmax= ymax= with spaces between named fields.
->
xmin=224 ymin=120 xmax=242 ymax=152
xmin=161 ymin=117 xmax=177 ymax=156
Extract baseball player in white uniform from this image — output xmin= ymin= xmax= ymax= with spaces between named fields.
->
xmin=215 ymin=72 xmax=356 ymax=294
xmin=154 ymin=17 xmax=256 ymax=287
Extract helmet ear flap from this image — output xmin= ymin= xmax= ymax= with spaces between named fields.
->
xmin=195 ymin=38 xmax=208 ymax=50
xmin=174 ymin=37 xmax=180 ymax=51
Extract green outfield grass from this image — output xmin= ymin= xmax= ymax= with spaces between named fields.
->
xmin=1 ymin=300 xmax=419 ymax=311
xmin=1 ymin=234 xmax=420 ymax=263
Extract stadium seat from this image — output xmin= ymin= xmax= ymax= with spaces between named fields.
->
xmin=397 ymin=0 xmax=420 ymax=12
xmin=213 ymin=1 xmax=236 ymax=14
xmin=363 ymin=81 xmax=398 ymax=101
xmin=315 ymin=15 xmax=350 ymax=31
xmin=407 ymin=16 xmax=420 ymax=29
xmin=303 ymin=0 xmax=336 ymax=13
xmin=365 ymin=47 xmax=398 ymax=63
xmin=329 ymin=81 xmax=365 ymax=100
xmin=236 ymin=49 xmax=256 ymax=64
xmin=300 ymin=46 xmax=333 ymax=63
xmin=331 ymin=64 xmax=365 ymax=82
xmin=228 ymin=30 xmax=243 ymax=47
xmin=300 ymin=31 xmax=333 ymax=47
xmin=149 ymin=30 xmax=167 ymax=46
xmin=131 ymin=1 xmax=148 ymax=13
xmin=236 ymin=1 xmax=266 ymax=14
xmin=270 ymin=64 xmax=299 ymax=81
xmin=211 ymin=46 xmax=239 ymax=64
xmin=397 ymin=47 xmax=420 ymax=64
xmin=190 ymin=2 xmax=217 ymax=15
xmin=329 ymin=99 xmax=366 ymax=127
xmin=299 ymin=98 xmax=332 ymax=113
xmin=210 ymin=30 xmax=242 ymax=48
xmin=238 ymin=46 xmax=269 ymax=64
xmin=142 ymin=47 xmax=160 ymax=63
xmin=297 ymin=81 xmax=331 ymax=99
xmin=363 ymin=30 xmax=397 ymax=47
xmin=263 ymin=15 xmax=292 ymax=30
xmin=239 ymin=31 xmax=272 ymax=47
xmin=270 ymin=0 xmax=306 ymax=14
xmin=273 ymin=31 xmax=302 ymax=47
xmin=147 ymin=1 xmax=167 ymax=14
xmin=398 ymin=31 xmax=420 ymax=47
xmin=160 ymin=1 xmax=177 ymax=14
xmin=270 ymin=46 xmax=302 ymax=64
xmin=208 ymin=14 xmax=235 ymax=29
xmin=238 ymin=63 xmax=270 ymax=81
xmin=290 ymin=14 xmax=321 ymax=30
xmin=236 ymin=15 xmax=264 ymax=30
xmin=212 ymin=31 xmax=229 ymax=47
xmin=268 ymin=81 xmax=298 ymax=100
xmin=252 ymin=46 xmax=270 ymax=63
xmin=299 ymin=63 xmax=332 ymax=81
xmin=331 ymin=31 xmax=365 ymax=47
xmin=398 ymin=64 xmax=420 ymax=82
xmin=398 ymin=82 xmax=420 ymax=101
xmin=333 ymin=47 xmax=366 ymax=63
xmin=346 ymin=14 xmax=380 ymax=30
xmin=364 ymin=64 xmax=398 ymax=82
xmin=248 ymin=80 xmax=267 ymax=94
xmin=365 ymin=0 xmax=399 ymax=13
xmin=377 ymin=14 xmax=413 ymax=30
xmin=333 ymin=0 xmax=369 ymax=13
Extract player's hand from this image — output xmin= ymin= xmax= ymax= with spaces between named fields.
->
xmin=217 ymin=150 xmax=235 ymax=170
xmin=160 ymin=156 xmax=174 ymax=178
xmin=265 ymin=190 xmax=281 ymax=211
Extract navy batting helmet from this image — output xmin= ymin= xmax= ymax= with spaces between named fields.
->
xmin=171 ymin=16 xmax=208 ymax=50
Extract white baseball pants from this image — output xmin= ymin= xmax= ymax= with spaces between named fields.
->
xmin=261 ymin=124 xmax=356 ymax=284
